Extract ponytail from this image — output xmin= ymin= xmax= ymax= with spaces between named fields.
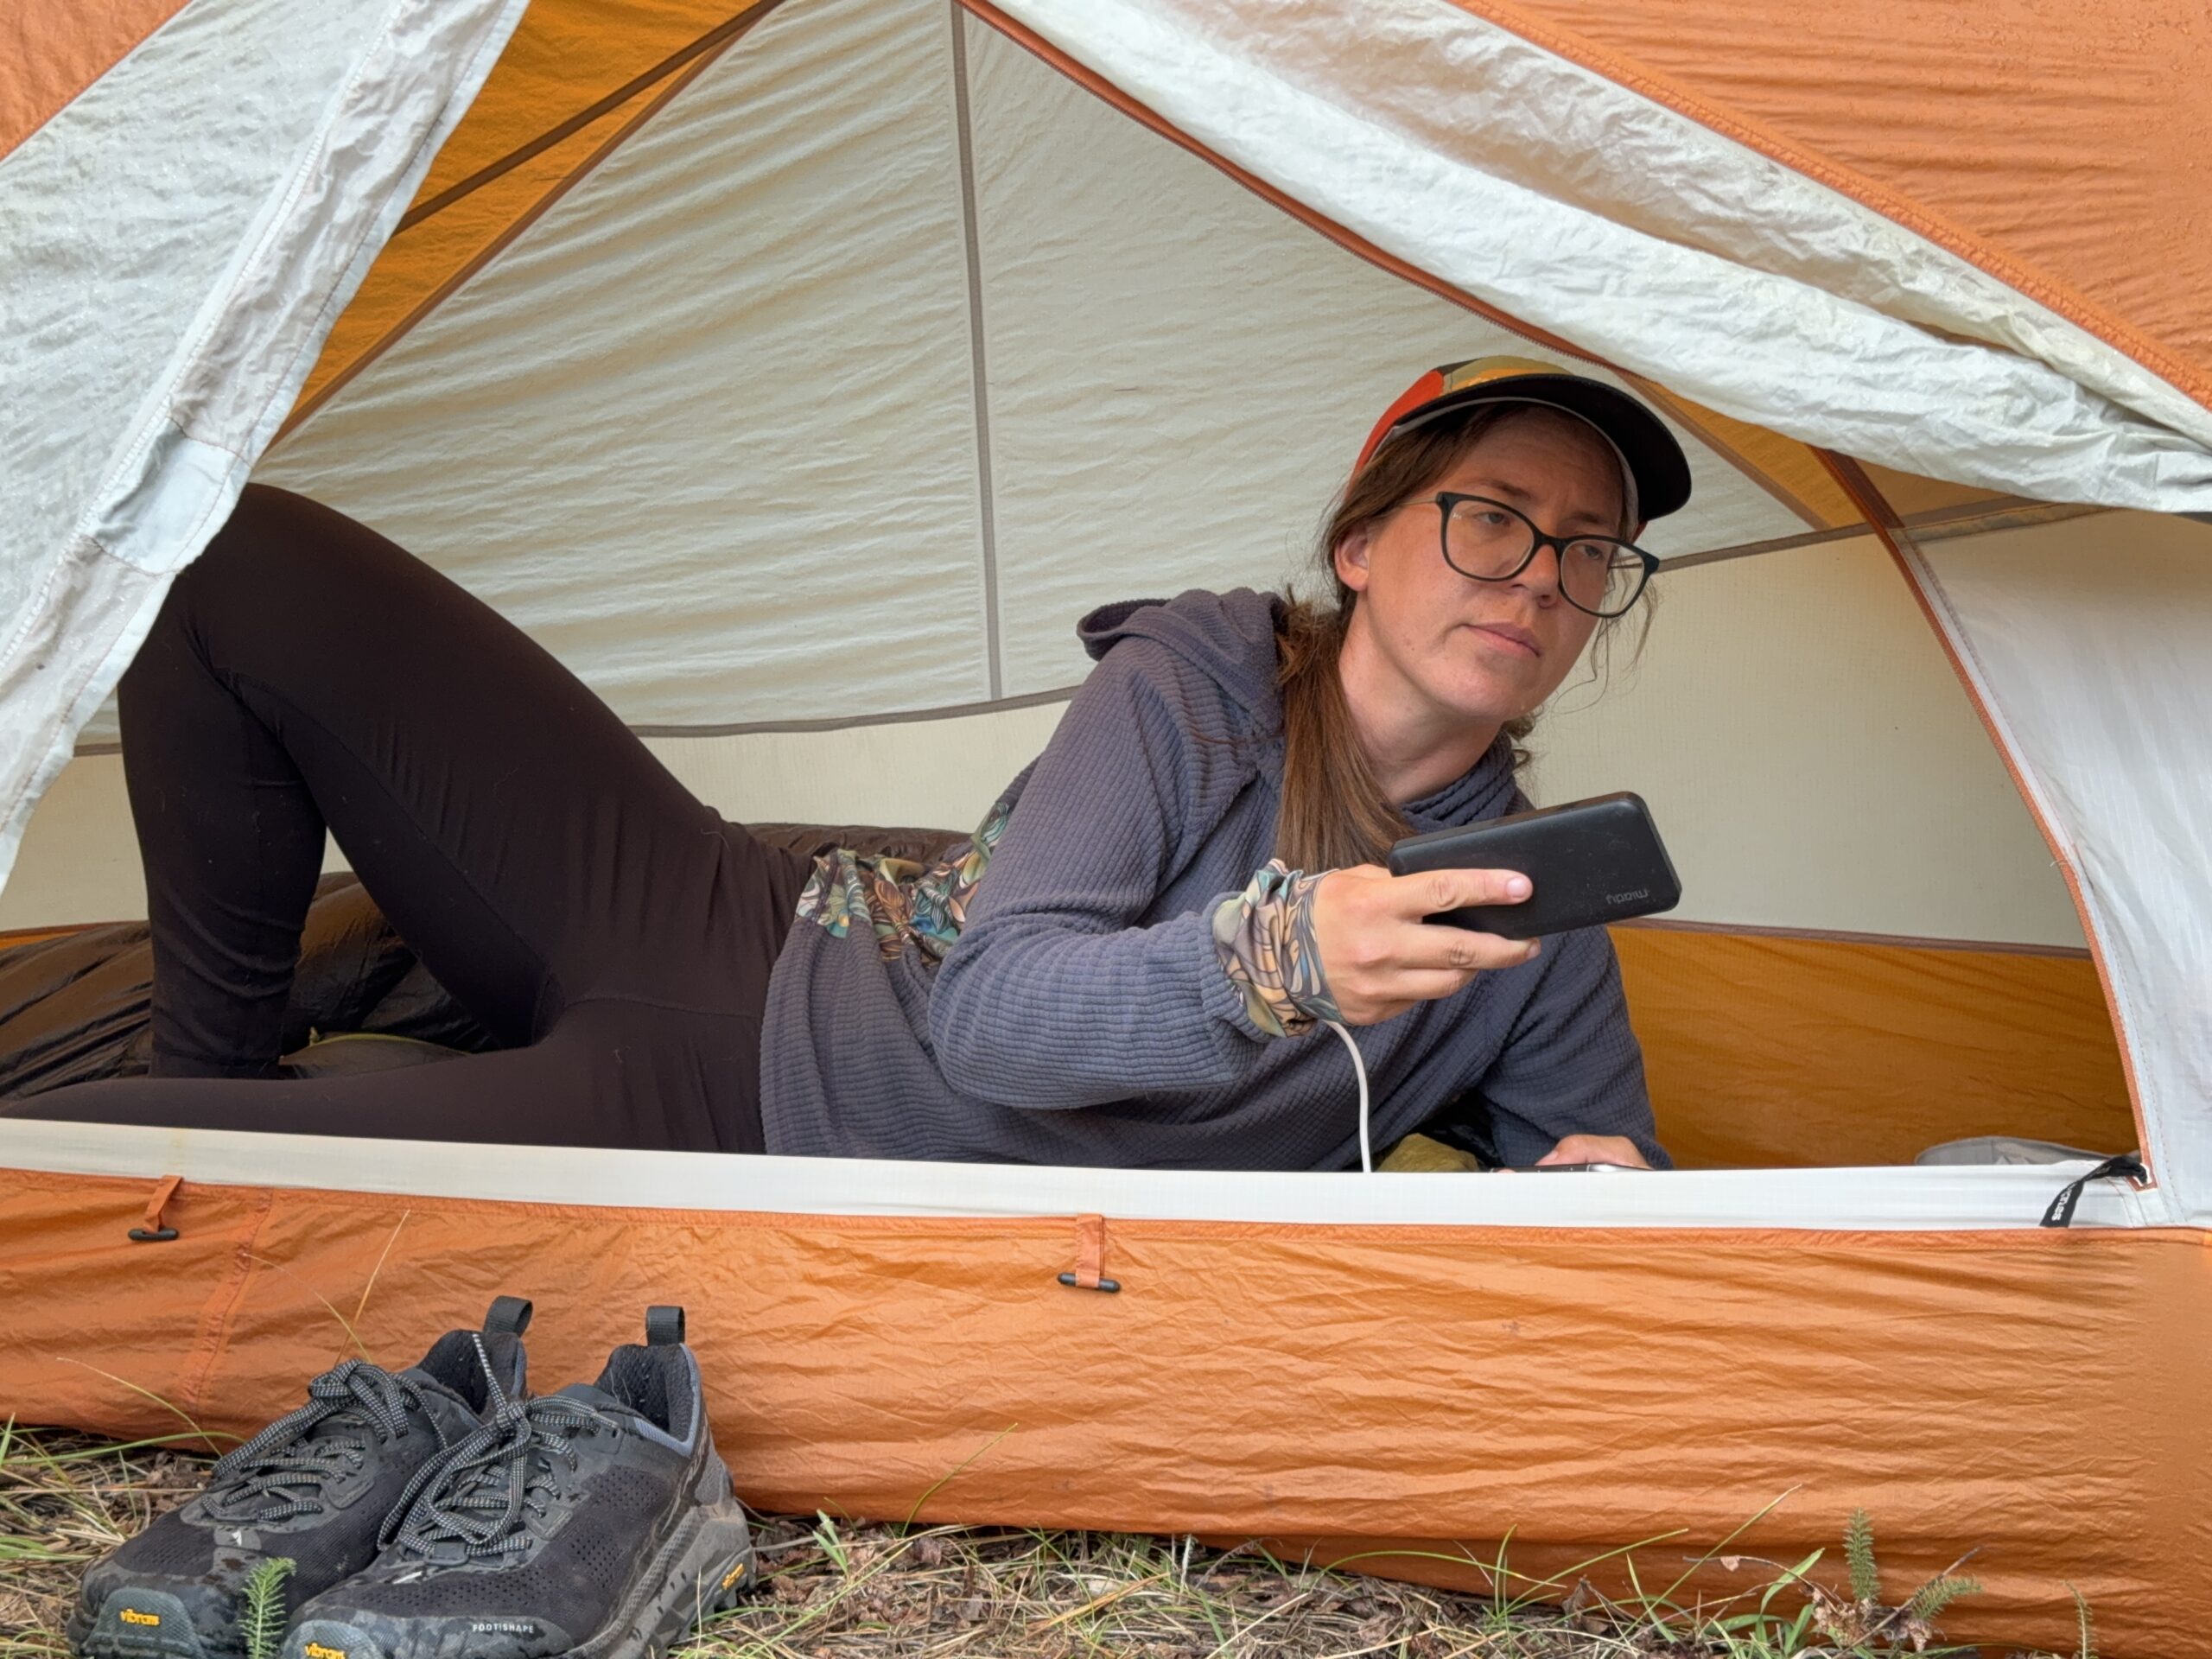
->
xmin=1273 ymin=404 xmax=1544 ymax=872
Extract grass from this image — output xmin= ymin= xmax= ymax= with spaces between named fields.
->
xmin=0 ymin=1423 xmax=2093 ymax=1659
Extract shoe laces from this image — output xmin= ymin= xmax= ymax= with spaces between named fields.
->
xmin=204 ymin=1359 xmax=441 ymax=1525
xmin=382 ymin=1395 xmax=610 ymax=1561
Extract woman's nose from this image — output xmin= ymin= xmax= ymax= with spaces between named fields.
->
xmin=1510 ymin=539 xmax=1566 ymax=601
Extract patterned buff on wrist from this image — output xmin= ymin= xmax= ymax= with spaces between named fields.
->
xmin=1211 ymin=861 xmax=1344 ymax=1038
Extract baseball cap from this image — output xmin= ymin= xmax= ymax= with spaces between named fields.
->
xmin=1354 ymin=355 xmax=1694 ymax=525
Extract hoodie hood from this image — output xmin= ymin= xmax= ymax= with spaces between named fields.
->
xmin=1077 ymin=588 xmax=1518 ymax=830
xmin=1077 ymin=588 xmax=1286 ymax=724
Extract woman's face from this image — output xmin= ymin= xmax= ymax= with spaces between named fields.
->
xmin=1334 ymin=408 xmax=1625 ymax=731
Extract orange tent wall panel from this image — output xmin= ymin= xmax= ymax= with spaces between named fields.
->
xmin=3 ymin=1166 xmax=2204 ymax=1654
xmin=1613 ymin=927 xmax=2133 ymax=1168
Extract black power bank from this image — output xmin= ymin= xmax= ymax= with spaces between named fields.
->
xmin=1385 ymin=791 xmax=1680 ymax=939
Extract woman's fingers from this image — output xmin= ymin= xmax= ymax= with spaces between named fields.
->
xmin=1384 ymin=969 xmax=1483 ymax=1005
xmin=1536 ymin=1134 xmax=1649 ymax=1168
xmin=1393 ymin=920 xmax=1541 ymax=973
xmin=1311 ymin=863 xmax=1543 ymax=1026
xmin=1397 ymin=866 xmax=1532 ymax=918
xmin=1355 ymin=944 xmax=1533 ymax=1016
xmin=1318 ymin=871 xmax=1548 ymax=1026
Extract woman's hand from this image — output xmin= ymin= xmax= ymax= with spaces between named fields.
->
xmin=1310 ymin=864 xmax=1540 ymax=1026
xmin=1536 ymin=1134 xmax=1649 ymax=1168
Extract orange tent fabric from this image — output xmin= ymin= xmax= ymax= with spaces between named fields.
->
xmin=0 ymin=0 xmax=190 ymax=162
xmin=1615 ymin=926 xmax=2133 ymax=1170
xmin=4 ymin=1166 xmax=2204 ymax=1655
xmin=1481 ymin=0 xmax=2212 ymax=410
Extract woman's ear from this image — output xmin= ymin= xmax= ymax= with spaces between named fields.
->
xmin=1333 ymin=526 xmax=1374 ymax=594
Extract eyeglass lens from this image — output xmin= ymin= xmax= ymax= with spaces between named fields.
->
xmin=1442 ymin=497 xmax=1645 ymax=616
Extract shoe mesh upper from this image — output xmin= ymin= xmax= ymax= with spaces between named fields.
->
xmin=103 ymin=1512 xmax=228 ymax=1579
xmin=338 ymin=1464 xmax=672 ymax=1629
xmin=102 ymin=1452 xmax=433 ymax=1597
xmin=83 ymin=1319 xmax=518 ymax=1617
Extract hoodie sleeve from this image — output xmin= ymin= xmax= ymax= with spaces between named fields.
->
xmin=1474 ymin=926 xmax=1670 ymax=1168
xmin=927 ymin=639 xmax=1277 ymax=1109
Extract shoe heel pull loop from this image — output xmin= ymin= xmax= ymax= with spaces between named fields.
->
xmin=128 ymin=1174 xmax=182 ymax=1243
xmin=484 ymin=1295 xmax=534 ymax=1337
xmin=645 ymin=1305 xmax=686 ymax=1346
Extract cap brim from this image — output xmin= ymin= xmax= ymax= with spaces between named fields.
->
xmin=1394 ymin=373 xmax=1694 ymax=522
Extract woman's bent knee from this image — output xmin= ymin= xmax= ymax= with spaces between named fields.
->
xmin=170 ymin=484 xmax=325 ymax=604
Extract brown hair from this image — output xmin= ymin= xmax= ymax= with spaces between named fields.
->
xmin=1273 ymin=404 xmax=1647 ymax=873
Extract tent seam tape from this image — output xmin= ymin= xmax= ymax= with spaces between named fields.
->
xmin=197 ymin=0 xmax=425 ymax=448
xmin=69 ymin=683 xmax=1084 ymax=753
xmin=956 ymin=1 xmax=1624 ymax=379
xmin=2 ymin=910 xmax=2097 ymax=960
xmin=1442 ymin=0 xmax=2212 ymax=416
xmin=627 ymin=683 xmax=1079 ymax=737
xmin=949 ymin=1 xmax=1004 ymax=702
xmin=273 ymin=11 xmax=753 ymax=448
xmin=394 ymin=3 xmax=780 ymax=235
xmin=1614 ymin=916 xmax=2092 ymax=959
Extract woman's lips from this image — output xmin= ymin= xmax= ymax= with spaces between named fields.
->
xmin=1466 ymin=621 xmax=1541 ymax=658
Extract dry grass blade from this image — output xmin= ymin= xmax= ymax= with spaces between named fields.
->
xmin=0 ymin=1426 xmax=2092 ymax=1659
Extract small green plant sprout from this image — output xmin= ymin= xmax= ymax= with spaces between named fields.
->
xmin=1847 ymin=1507 xmax=1880 ymax=1603
xmin=1807 ymin=1510 xmax=1980 ymax=1653
xmin=239 ymin=1556 xmax=296 ymax=1659
xmin=810 ymin=1510 xmax=849 ymax=1575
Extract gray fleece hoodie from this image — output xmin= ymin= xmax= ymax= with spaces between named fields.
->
xmin=759 ymin=588 xmax=1662 ymax=1169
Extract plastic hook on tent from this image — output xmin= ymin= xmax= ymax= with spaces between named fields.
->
xmin=128 ymin=1174 xmax=183 ymax=1243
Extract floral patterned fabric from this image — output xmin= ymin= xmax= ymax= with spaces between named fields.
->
xmin=795 ymin=795 xmax=1014 ymax=963
xmin=1210 ymin=860 xmax=1342 ymax=1038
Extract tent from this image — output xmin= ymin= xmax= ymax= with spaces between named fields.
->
xmin=3 ymin=0 xmax=2209 ymax=1649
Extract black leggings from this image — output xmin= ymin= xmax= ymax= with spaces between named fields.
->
xmin=4 ymin=486 xmax=807 ymax=1151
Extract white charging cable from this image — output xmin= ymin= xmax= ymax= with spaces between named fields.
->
xmin=1323 ymin=1018 xmax=1373 ymax=1173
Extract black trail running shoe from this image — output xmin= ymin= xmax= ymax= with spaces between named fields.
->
xmin=283 ymin=1305 xmax=753 ymax=1659
xmin=71 ymin=1297 xmax=534 ymax=1659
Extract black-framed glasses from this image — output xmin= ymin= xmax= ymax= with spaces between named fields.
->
xmin=1423 ymin=493 xmax=1657 ymax=619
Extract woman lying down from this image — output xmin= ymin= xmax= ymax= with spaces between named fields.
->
xmin=8 ymin=357 xmax=1691 ymax=1170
